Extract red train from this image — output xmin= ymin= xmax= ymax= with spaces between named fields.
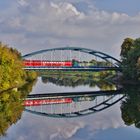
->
xmin=23 ymin=60 xmax=72 ymax=67
xmin=24 ymin=98 xmax=72 ymax=106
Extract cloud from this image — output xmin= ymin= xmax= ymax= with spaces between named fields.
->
xmin=50 ymin=2 xmax=84 ymax=17
xmin=18 ymin=0 xmax=29 ymax=6
xmin=0 ymin=0 xmax=140 ymax=59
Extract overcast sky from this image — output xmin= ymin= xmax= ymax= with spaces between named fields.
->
xmin=0 ymin=0 xmax=140 ymax=59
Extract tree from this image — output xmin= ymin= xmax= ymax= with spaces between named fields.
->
xmin=0 ymin=43 xmax=26 ymax=91
xmin=0 ymin=42 xmax=37 ymax=91
xmin=120 ymin=38 xmax=134 ymax=59
xmin=120 ymin=38 xmax=140 ymax=81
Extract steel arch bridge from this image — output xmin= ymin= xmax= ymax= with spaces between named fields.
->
xmin=22 ymin=47 xmax=121 ymax=71
xmin=24 ymin=89 xmax=125 ymax=118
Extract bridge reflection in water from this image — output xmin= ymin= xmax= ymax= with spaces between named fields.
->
xmin=24 ymin=89 xmax=125 ymax=118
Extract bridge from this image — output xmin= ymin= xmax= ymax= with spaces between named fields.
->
xmin=24 ymin=89 xmax=125 ymax=118
xmin=22 ymin=47 xmax=121 ymax=71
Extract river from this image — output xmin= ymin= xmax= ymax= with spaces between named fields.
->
xmin=0 ymin=73 xmax=140 ymax=140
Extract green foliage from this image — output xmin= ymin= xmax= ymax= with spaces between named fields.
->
xmin=0 ymin=90 xmax=23 ymax=136
xmin=120 ymin=38 xmax=134 ymax=58
xmin=25 ymin=71 xmax=38 ymax=82
xmin=0 ymin=42 xmax=37 ymax=92
xmin=121 ymin=85 xmax=140 ymax=128
xmin=0 ymin=79 xmax=36 ymax=136
xmin=120 ymin=38 xmax=140 ymax=81
xmin=41 ymin=71 xmax=116 ymax=90
xmin=0 ymin=42 xmax=26 ymax=91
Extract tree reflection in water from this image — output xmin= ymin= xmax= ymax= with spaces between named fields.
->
xmin=121 ymin=85 xmax=140 ymax=128
xmin=0 ymin=80 xmax=36 ymax=136
xmin=41 ymin=74 xmax=116 ymax=91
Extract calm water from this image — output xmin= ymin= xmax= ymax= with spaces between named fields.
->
xmin=1 ymin=74 xmax=140 ymax=140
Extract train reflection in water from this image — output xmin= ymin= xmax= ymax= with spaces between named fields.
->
xmin=24 ymin=95 xmax=95 ymax=106
xmin=24 ymin=89 xmax=125 ymax=118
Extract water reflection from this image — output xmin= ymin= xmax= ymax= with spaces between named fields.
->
xmin=1 ymin=72 xmax=140 ymax=139
xmin=121 ymin=85 xmax=140 ymax=129
xmin=0 ymin=80 xmax=36 ymax=136
xmin=24 ymin=89 xmax=125 ymax=118
xmin=41 ymin=74 xmax=117 ymax=91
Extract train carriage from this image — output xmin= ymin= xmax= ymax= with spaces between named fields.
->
xmin=23 ymin=60 xmax=73 ymax=68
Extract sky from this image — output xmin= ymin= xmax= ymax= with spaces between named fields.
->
xmin=0 ymin=0 xmax=140 ymax=59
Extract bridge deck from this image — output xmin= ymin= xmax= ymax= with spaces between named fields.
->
xmin=23 ymin=67 xmax=121 ymax=71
